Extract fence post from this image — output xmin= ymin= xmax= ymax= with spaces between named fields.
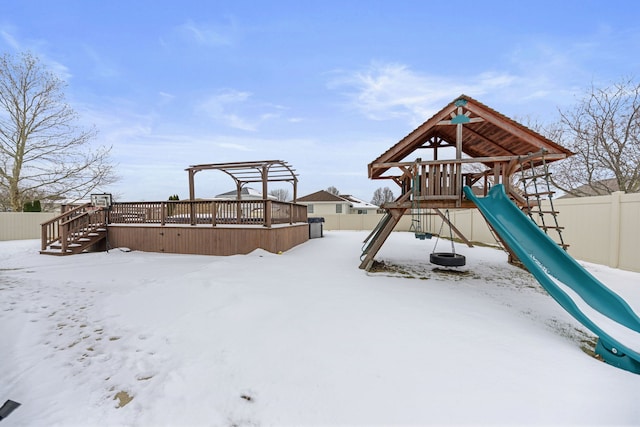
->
xmin=608 ymin=191 xmax=623 ymax=269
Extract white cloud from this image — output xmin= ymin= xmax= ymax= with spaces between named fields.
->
xmin=197 ymin=89 xmax=284 ymax=131
xmin=75 ymin=98 xmax=323 ymax=199
xmin=82 ymin=45 xmax=120 ymax=79
xmin=0 ymin=25 xmax=72 ymax=80
xmin=328 ymin=62 xmax=519 ymax=125
xmin=222 ymin=113 xmax=257 ymax=131
xmin=157 ymin=92 xmax=176 ymax=107
xmin=0 ymin=27 xmax=21 ymax=50
xmin=217 ymin=142 xmax=252 ymax=151
xmin=174 ymin=20 xmax=235 ymax=47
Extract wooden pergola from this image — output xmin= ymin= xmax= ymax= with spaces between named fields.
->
xmin=186 ymin=160 xmax=299 ymax=202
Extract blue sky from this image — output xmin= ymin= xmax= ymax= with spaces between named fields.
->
xmin=2 ymin=0 xmax=640 ymax=202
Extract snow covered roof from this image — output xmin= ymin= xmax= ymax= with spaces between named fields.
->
xmin=215 ymin=187 xmax=277 ymax=200
xmin=339 ymin=195 xmax=378 ymax=209
xmin=297 ymin=190 xmax=378 ymax=209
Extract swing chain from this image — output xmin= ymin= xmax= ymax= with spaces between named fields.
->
xmin=432 ymin=209 xmax=456 ymax=254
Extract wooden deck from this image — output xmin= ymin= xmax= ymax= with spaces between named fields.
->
xmin=107 ymin=222 xmax=309 ymax=256
xmin=41 ymin=199 xmax=310 ymax=256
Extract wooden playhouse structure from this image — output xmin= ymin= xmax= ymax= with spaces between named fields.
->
xmin=40 ymin=160 xmax=309 ymax=256
xmin=359 ymin=95 xmax=574 ymax=270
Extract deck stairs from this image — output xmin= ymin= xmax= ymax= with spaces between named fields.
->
xmin=40 ymin=204 xmax=108 ymax=256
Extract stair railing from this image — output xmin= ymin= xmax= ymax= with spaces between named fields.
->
xmin=41 ymin=204 xmax=106 ymax=252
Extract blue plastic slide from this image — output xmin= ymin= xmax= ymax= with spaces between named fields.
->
xmin=464 ymin=184 xmax=640 ymax=374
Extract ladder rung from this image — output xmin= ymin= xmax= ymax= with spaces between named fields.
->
xmin=523 ymin=190 xmax=555 ymax=196
xmin=519 ymin=172 xmax=551 ymax=181
xmin=521 ymin=201 xmax=541 ymax=208
xmin=541 ymin=225 xmax=564 ymax=230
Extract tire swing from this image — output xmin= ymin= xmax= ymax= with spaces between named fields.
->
xmin=430 ymin=209 xmax=466 ymax=267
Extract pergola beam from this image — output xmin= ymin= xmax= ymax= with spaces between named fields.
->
xmin=185 ymin=160 xmax=299 ymax=202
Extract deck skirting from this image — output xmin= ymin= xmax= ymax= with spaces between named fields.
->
xmin=107 ymin=223 xmax=309 ymax=256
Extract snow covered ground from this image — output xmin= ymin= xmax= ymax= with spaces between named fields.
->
xmin=1 ymin=231 xmax=640 ymax=426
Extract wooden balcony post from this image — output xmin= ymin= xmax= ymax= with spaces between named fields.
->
xmin=264 ymin=200 xmax=272 ymax=228
xmin=41 ymin=224 xmax=47 ymax=251
xmin=456 ymin=162 xmax=463 ymax=207
xmin=211 ymin=201 xmax=217 ymax=227
xmin=61 ymin=223 xmax=68 ymax=254
xmin=190 ymin=201 xmax=196 ymax=226
xmin=289 ymin=202 xmax=293 ymax=224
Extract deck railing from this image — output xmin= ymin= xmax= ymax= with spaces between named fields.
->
xmin=41 ymin=204 xmax=108 ymax=252
xmin=108 ymin=199 xmax=308 ymax=227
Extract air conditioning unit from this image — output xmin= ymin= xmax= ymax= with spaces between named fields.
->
xmin=91 ymin=193 xmax=113 ymax=208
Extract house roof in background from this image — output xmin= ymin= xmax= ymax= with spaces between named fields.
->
xmin=339 ymin=195 xmax=378 ymax=209
xmin=298 ymin=190 xmax=378 ymax=208
xmin=215 ymin=187 xmax=277 ymax=200
xmin=558 ymin=178 xmax=622 ymax=198
xmin=297 ymin=190 xmax=345 ymax=202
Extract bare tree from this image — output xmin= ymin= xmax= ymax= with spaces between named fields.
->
xmin=371 ymin=186 xmax=395 ymax=206
xmin=0 ymin=187 xmax=10 ymax=211
xmin=0 ymin=52 xmax=117 ymax=211
xmin=549 ymin=78 xmax=640 ymax=196
xmin=268 ymin=188 xmax=290 ymax=201
xmin=326 ymin=186 xmax=339 ymax=195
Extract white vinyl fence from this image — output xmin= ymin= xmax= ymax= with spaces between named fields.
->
xmin=0 ymin=212 xmax=56 ymax=241
xmin=316 ymin=191 xmax=640 ymax=273
xmin=2 ymin=193 xmax=639 ymax=273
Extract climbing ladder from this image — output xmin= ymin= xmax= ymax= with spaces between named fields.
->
xmin=362 ymin=210 xmax=393 ymax=256
xmin=519 ymin=151 xmax=568 ymax=250
xmin=359 ymin=190 xmax=413 ymax=270
xmin=360 ymin=207 xmax=407 ymax=270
